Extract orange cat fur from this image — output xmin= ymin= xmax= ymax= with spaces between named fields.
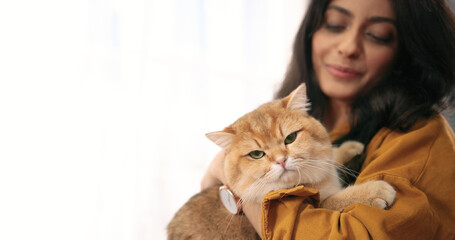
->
xmin=167 ymin=84 xmax=395 ymax=239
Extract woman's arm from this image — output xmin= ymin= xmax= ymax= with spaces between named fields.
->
xmin=200 ymin=150 xmax=226 ymax=190
xmin=260 ymin=116 xmax=455 ymax=239
xmin=260 ymin=175 xmax=443 ymax=239
xmin=242 ymin=200 xmax=262 ymax=236
xmin=201 ymin=150 xmax=263 ymax=235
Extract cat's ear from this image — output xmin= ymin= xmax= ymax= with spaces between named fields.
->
xmin=206 ymin=131 xmax=234 ymax=149
xmin=286 ymin=83 xmax=311 ymax=112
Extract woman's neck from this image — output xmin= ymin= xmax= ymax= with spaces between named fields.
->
xmin=324 ymin=99 xmax=351 ymax=132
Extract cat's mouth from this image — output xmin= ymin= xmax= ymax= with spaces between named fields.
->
xmin=275 ymin=167 xmax=298 ymax=182
xmin=277 ymin=169 xmax=288 ymax=178
xmin=280 ymin=167 xmax=294 ymax=174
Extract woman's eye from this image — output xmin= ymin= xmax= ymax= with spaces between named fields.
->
xmin=325 ymin=23 xmax=345 ymax=32
xmin=284 ymin=132 xmax=297 ymax=145
xmin=366 ymin=33 xmax=393 ymax=44
xmin=249 ymin=150 xmax=265 ymax=159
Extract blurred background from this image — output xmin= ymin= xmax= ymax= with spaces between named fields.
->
xmin=1 ymin=1 xmax=454 ymax=240
xmin=0 ymin=0 xmax=308 ymax=239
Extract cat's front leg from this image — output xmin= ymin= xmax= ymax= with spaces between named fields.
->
xmin=321 ymin=180 xmax=396 ymax=212
xmin=332 ymin=141 xmax=364 ymax=165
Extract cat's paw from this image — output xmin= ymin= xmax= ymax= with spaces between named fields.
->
xmin=340 ymin=141 xmax=364 ymax=156
xmin=320 ymin=180 xmax=396 ymax=211
xmin=359 ymin=180 xmax=396 ymax=209
xmin=334 ymin=141 xmax=364 ymax=164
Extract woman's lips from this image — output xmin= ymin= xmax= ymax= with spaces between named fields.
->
xmin=326 ymin=64 xmax=363 ymax=79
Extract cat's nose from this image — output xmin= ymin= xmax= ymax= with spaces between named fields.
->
xmin=276 ymin=157 xmax=287 ymax=168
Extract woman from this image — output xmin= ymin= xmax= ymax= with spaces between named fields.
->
xmin=202 ymin=0 xmax=455 ymax=238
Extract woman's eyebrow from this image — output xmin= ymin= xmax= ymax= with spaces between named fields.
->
xmin=367 ymin=16 xmax=396 ymax=25
xmin=327 ymin=5 xmax=352 ymax=17
xmin=327 ymin=5 xmax=396 ymax=25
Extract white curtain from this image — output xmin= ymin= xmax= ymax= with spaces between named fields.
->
xmin=0 ymin=0 xmax=308 ymax=239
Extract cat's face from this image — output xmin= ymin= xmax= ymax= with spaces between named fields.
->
xmin=207 ymin=84 xmax=333 ymax=203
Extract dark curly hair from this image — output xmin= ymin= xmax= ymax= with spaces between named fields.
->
xmin=275 ymin=0 xmax=455 ymax=185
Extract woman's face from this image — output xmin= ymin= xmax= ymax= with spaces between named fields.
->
xmin=312 ymin=0 xmax=399 ymax=102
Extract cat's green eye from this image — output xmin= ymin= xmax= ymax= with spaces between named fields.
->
xmin=285 ymin=132 xmax=297 ymax=145
xmin=249 ymin=150 xmax=265 ymax=159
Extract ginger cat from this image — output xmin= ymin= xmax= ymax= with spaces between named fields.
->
xmin=168 ymin=84 xmax=395 ymax=239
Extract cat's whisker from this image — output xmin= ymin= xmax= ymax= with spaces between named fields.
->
xmin=302 ymin=158 xmax=360 ymax=178
xmin=337 ymin=165 xmax=360 ymax=177
xmin=294 ymin=161 xmax=340 ymax=179
xmin=301 ymin=167 xmax=315 ymax=184
xmin=298 ymin=158 xmax=358 ymax=180
xmin=318 ymin=162 xmax=359 ymax=180
xmin=256 ymin=170 xmax=269 ymax=180
xmin=298 ymin=160 xmax=341 ymax=176
xmin=223 ymin=213 xmax=235 ymax=235
xmin=296 ymin=168 xmax=302 ymax=187
xmin=297 ymin=168 xmax=313 ymax=187
xmin=242 ymin=177 xmax=269 ymax=203
xmin=296 ymin=162 xmax=349 ymax=186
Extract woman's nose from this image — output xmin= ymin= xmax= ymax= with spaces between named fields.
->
xmin=337 ymin=30 xmax=362 ymax=58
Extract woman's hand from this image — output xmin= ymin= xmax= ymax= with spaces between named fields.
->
xmin=201 ymin=150 xmax=227 ymax=190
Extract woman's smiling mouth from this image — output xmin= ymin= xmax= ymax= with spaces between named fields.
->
xmin=326 ymin=64 xmax=363 ymax=79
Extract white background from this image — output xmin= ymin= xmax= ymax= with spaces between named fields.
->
xmin=0 ymin=1 xmax=309 ymax=239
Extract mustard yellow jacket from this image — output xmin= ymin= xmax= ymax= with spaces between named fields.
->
xmin=261 ymin=114 xmax=455 ymax=239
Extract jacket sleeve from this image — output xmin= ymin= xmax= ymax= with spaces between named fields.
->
xmin=260 ymin=115 xmax=455 ymax=239
xmin=261 ymin=175 xmax=439 ymax=240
